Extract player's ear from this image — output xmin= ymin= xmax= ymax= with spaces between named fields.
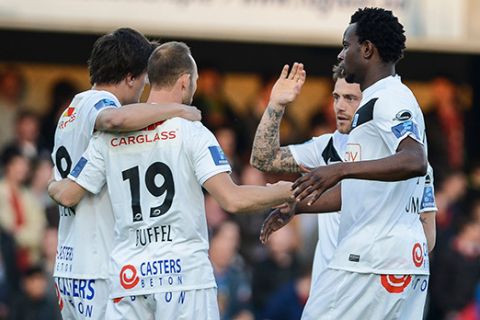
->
xmin=180 ymin=73 xmax=191 ymax=90
xmin=125 ymin=73 xmax=136 ymax=88
xmin=362 ymin=40 xmax=375 ymax=60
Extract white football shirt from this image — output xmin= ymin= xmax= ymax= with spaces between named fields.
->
xmin=68 ymin=118 xmax=231 ymax=298
xmin=330 ymin=75 xmax=429 ymax=275
xmin=52 ymin=90 xmax=119 ymax=279
xmin=289 ymin=131 xmax=347 ymax=282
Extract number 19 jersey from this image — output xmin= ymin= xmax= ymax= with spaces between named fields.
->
xmin=68 ymin=118 xmax=231 ymax=298
xmin=52 ymin=90 xmax=120 ymax=279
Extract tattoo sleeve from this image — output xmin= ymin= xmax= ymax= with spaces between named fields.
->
xmin=250 ymin=104 xmax=300 ymax=173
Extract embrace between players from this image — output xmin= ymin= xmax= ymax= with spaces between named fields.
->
xmin=49 ymin=7 xmax=436 ymax=320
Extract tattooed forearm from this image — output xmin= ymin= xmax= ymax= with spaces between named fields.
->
xmin=250 ymin=104 xmax=300 ymax=173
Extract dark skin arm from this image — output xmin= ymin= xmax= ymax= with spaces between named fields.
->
xmin=260 ymin=184 xmax=341 ymax=243
xmin=293 ymin=137 xmax=427 ymax=204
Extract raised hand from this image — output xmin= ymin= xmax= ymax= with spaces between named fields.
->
xmin=292 ymin=163 xmax=343 ymax=205
xmin=269 ymin=62 xmax=306 ymax=107
xmin=259 ymin=201 xmax=296 ymax=244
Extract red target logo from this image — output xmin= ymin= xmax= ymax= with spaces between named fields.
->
xmin=380 ymin=275 xmax=412 ymax=293
xmin=120 ymin=264 xmax=139 ymax=289
xmin=412 ymin=243 xmax=424 ymax=267
xmin=54 ymin=283 xmax=64 ymax=311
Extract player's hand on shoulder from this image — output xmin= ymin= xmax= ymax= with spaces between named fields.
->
xmin=180 ymin=105 xmax=202 ymax=122
xmin=269 ymin=62 xmax=306 ymax=108
xmin=260 ymin=202 xmax=296 ymax=244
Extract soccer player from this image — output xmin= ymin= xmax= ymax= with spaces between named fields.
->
xmin=278 ymin=8 xmax=431 ymax=319
xmin=51 ymin=29 xmax=201 ymax=320
xmin=48 ymin=41 xmax=300 ymax=319
xmin=253 ymin=63 xmax=437 ymax=319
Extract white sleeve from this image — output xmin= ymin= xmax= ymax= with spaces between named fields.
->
xmin=373 ymin=96 xmax=423 ymax=154
xmin=84 ymin=95 xmax=120 ymax=135
xmin=185 ymin=122 xmax=232 ymax=185
xmin=289 ymin=134 xmax=332 ymax=168
xmin=420 ymin=164 xmax=437 ymax=213
xmin=68 ymin=133 xmax=107 ymax=194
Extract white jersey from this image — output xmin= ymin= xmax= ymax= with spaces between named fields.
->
xmin=419 ymin=164 xmax=437 ymax=214
xmin=68 ymin=118 xmax=231 ymax=298
xmin=330 ymin=75 xmax=429 ymax=275
xmin=289 ymin=131 xmax=347 ymax=280
xmin=52 ymin=90 xmax=119 ymax=279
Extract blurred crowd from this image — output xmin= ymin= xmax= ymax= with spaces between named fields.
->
xmin=0 ymin=64 xmax=478 ymax=320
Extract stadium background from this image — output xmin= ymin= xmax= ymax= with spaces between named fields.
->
xmin=0 ymin=0 xmax=479 ymax=319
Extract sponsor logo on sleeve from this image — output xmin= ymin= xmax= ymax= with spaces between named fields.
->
xmin=58 ymin=107 xmax=77 ymax=129
xmin=391 ymin=120 xmax=420 ymax=140
xmin=420 ymin=186 xmax=436 ymax=210
xmin=94 ymin=98 xmax=118 ymax=110
xmin=70 ymin=157 xmax=88 ymax=178
xmin=380 ymin=275 xmax=412 ymax=293
xmin=208 ymin=146 xmax=229 ymax=166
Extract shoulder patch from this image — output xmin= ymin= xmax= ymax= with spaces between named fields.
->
xmin=351 ymin=98 xmax=377 ymax=130
xmin=208 ymin=146 xmax=229 ymax=166
xmin=391 ymin=120 xmax=420 ymax=140
xmin=322 ymin=137 xmax=342 ymax=164
xmin=394 ymin=109 xmax=412 ymax=121
xmin=70 ymin=157 xmax=88 ymax=178
xmin=94 ymin=98 xmax=118 ymax=110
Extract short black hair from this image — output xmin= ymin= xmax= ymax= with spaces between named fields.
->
xmin=148 ymin=41 xmax=194 ymax=88
xmin=350 ymin=7 xmax=406 ymax=63
xmin=88 ymin=28 xmax=156 ymax=85
xmin=1 ymin=145 xmax=23 ymax=168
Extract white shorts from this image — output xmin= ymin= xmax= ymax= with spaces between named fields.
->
xmin=301 ymin=269 xmax=428 ymax=320
xmin=105 ymin=288 xmax=220 ymax=320
xmin=54 ymin=277 xmax=109 ymax=320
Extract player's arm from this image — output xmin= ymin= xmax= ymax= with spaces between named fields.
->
xmin=293 ymin=136 xmax=427 ymax=202
xmin=420 ymin=212 xmax=436 ymax=253
xmin=203 ymin=172 xmax=293 ymax=214
xmin=250 ymin=63 xmax=306 ymax=173
xmin=48 ymin=178 xmax=88 ymax=208
xmin=95 ymin=103 xmax=201 ymax=132
xmin=260 ymin=184 xmax=341 ymax=243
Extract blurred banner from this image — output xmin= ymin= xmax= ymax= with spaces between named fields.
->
xmin=0 ymin=0 xmax=477 ymax=52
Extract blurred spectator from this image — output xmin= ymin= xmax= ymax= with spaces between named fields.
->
xmin=262 ymin=262 xmax=311 ymax=320
xmin=205 ymin=193 xmax=229 ymax=231
xmin=2 ymin=111 xmax=46 ymax=162
xmin=41 ymin=227 xmax=58 ymax=275
xmin=308 ymin=111 xmax=331 ymax=138
xmin=29 ymin=155 xmax=59 ymax=228
xmin=215 ymin=127 xmax=242 ymax=179
xmin=425 ymin=76 xmax=466 ymax=178
xmin=41 ymin=79 xmax=79 ymax=152
xmin=9 ymin=265 xmax=61 ymax=320
xmin=435 ymin=171 xmax=468 ymax=249
xmin=0 ymin=146 xmax=46 ymax=273
xmin=0 ymin=67 xmax=26 ymax=152
xmin=193 ymin=67 xmax=238 ymax=131
xmin=232 ymin=166 xmax=270 ymax=264
xmin=210 ymin=220 xmax=254 ymax=320
xmin=252 ymin=224 xmax=300 ymax=316
xmin=0 ymin=228 xmax=19 ymax=319
xmin=428 ymin=218 xmax=480 ymax=320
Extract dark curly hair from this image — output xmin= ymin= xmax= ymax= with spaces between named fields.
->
xmin=88 ymin=28 xmax=156 ymax=85
xmin=350 ymin=7 xmax=406 ymax=63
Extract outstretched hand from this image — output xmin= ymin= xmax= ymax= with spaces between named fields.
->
xmin=259 ymin=201 xmax=297 ymax=244
xmin=292 ymin=163 xmax=343 ymax=205
xmin=269 ymin=62 xmax=306 ymax=107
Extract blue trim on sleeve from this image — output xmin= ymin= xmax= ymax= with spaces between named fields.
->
xmin=70 ymin=157 xmax=88 ymax=178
